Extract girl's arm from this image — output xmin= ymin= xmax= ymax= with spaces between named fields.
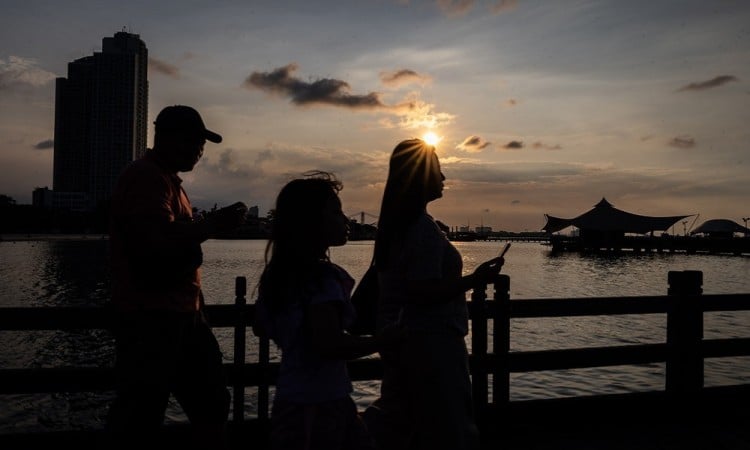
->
xmin=306 ymin=302 xmax=400 ymax=360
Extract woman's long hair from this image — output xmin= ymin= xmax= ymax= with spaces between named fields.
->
xmin=374 ymin=139 xmax=440 ymax=269
xmin=259 ymin=171 xmax=343 ymax=310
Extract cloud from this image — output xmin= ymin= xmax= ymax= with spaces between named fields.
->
xmin=456 ymin=135 xmax=491 ymax=153
xmin=255 ymin=149 xmax=275 ymax=165
xmin=435 ymin=0 xmax=475 ymax=17
xmin=532 ymin=141 xmax=562 ymax=150
xmin=676 ymin=75 xmax=738 ymax=92
xmin=511 ymin=199 xmax=521 ymax=205
xmin=489 ymin=0 xmax=518 ymax=14
xmin=185 ymin=142 xmax=389 ymax=214
xmin=33 ymin=139 xmax=53 ymax=150
xmin=506 ymin=99 xmax=518 ymax=107
xmin=433 ymin=0 xmax=516 ymax=17
xmin=380 ymin=69 xmax=432 ymax=87
xmin=380 ymin=95 xmax=457 ymax=130
xmin=149 ymin=57 xmax=180 ymax=79
xmin=245 ymin=64 xmax=455 ymax=131
xmin=502 ymin=140 xmax=524 ymax=150
xmin=244 ymin=63 xmax=384 ymax=109
xmin=668 ymin=135 xmax=696 ymax=149
xmin=0 ymin=56 xmax=56 ymax=90
xmin=200 ymin=148 xmax=264 ymax=179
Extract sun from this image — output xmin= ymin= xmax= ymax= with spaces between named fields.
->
xmin=422 ymin=131 xmax=441 ymax=146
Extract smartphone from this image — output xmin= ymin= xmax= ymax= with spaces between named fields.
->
xmin=499 ymin=242 xmax=511 ymax=257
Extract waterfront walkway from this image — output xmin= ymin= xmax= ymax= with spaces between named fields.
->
xmin=496 ymin=422 xmax=750 ymax=450
xmin=6 ymin=418 xmax=747 ymax=450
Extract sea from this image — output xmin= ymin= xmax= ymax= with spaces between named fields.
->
xmin=1 ymin=238 xmax=749 ymax=434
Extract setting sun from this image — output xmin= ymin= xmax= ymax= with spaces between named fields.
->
xmin=422 ymin=131 xmax=441 ymax=146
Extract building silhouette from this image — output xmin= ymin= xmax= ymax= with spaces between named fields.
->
xmin=52 ymin=30 xmax=148 ymax=211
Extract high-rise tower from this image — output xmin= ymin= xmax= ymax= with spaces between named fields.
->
xmin=53 ymin=30 xmax=148 ymax=211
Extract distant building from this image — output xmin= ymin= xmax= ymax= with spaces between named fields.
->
xmin=52 ymin=30 xmax=148 ymax=211
xmin=31 ymin=187 xmax=53 ymax=209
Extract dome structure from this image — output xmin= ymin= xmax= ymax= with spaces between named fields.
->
xmin=690 ymin=219 xmax=749 ymax=238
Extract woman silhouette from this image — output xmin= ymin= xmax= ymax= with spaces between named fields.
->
xmin=364 ymin=139 xmax=504 ymax=450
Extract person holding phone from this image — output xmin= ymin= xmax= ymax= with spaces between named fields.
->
xmin=363 ymin=139 xmax=505 ymax=450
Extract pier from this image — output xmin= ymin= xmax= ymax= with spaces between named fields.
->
xmin=1 ymin=271 xmax=749 ymax=449
xmin=550 ymin=234 xmax=750 ymax=256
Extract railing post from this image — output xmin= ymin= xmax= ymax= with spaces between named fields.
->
xmin=666 ymin=270 xmax=703 ymax=397
xmin=492 ymin=275 xmax=510 ymax=407
xmin=233 ymin=276 xmax=247 ymax=424
xmin=470 ymin=280 xmax=489 ymax=420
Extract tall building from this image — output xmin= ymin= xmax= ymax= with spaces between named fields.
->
xmin=53 ymin=30 xmax=148 ymax=211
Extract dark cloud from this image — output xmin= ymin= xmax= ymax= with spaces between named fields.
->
xmin=148 ymin=57 xmax=180 ymax=79
xmin=503 ymin=140 xmax=524 ymax=149
xmin=532 ymin=141 xmax=562 ymax=150
xmin=244 ymin=63 xmax=385 ymax=109
xmin=668 ymin=135 xmax=696 ymax=149
xmin=33 ymin=139 xmax=53 ymax=150
xmin=506 ymin=99 xmax=518 ymax=107
xmin=511 ymin=200 xmax=521 ymax=205
xmin=457 ymin=135 xmax=491 ymax=153
xmin=676 ymin=75 xmax=738 ymax=92
xmin=380 ymin=69 xmax=431 ymax=87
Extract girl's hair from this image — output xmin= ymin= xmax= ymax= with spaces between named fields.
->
xmin=259 ymin=171 xmax=343 ymax=309
xmin=374 ymin=139 xmax=439 ymax=269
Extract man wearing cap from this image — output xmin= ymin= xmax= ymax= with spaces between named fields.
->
xmin=106 ymin=105 xmax=245 ymax=448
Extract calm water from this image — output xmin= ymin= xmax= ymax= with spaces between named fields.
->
xmin=1 ymin=238 xmax=749 ymax=433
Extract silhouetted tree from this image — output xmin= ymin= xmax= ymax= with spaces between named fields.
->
xmin=0 ymin=194 xmax=16 ymax=207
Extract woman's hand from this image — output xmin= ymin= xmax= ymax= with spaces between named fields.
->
xmin=471 ymin=256 xmax=505 ymax=284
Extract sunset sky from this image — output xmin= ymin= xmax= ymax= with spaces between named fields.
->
xmin=1 ymin=0 xmax=748 ymax=232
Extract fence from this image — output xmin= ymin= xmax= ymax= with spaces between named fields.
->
xmin=1 ymin=270 xmax=750 ymax=445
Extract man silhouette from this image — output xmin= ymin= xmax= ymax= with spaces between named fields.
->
xmin=107 ymin=105 xmax=246 ymax=448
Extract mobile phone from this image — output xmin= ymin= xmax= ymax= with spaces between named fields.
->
xmin=499 ymin=242 xmax=511 ymax=257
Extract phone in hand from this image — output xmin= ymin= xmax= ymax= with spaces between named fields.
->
xmin=499 ymin=242 xmax=511 ymax=257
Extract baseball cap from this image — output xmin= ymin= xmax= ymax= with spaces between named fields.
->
xmin=154 ymin=105 xmax=223 ymax=143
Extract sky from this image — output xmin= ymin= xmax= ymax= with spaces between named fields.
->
xmin=1 ymin=0 xmax=749 ymax=232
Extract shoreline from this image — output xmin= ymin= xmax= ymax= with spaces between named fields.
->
xmin=0 ymin=233 xmax=109 ymax=242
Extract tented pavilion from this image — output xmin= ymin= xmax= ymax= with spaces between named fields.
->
xmin=690 ymin=219 xmax=750 ymax=238
xmin=543 ymin=198 xmax=693 ymax=249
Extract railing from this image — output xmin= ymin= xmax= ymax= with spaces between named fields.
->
xmin=1 ymin=270 xmax=750 ymax=442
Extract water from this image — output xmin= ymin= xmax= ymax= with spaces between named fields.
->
xmin=1 ymin=238 xmax=749 ymax=433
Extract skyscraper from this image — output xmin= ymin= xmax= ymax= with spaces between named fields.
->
xmin=53 ymin=30 xmax=148 ymax=211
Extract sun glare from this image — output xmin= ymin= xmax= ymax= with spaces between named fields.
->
xmin=422 ymin=131 xmax=441 ymax=146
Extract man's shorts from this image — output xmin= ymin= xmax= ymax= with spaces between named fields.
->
xmin=108 ymin=310 xmax=230 ymax=430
